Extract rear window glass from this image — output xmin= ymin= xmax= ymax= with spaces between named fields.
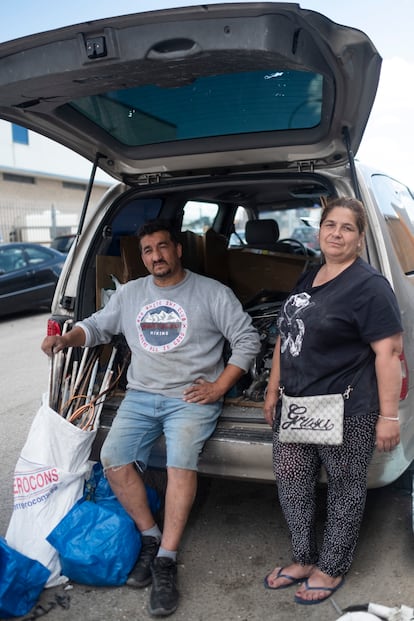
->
xmin=260 ymin=207 xmax=320 ymax=244
xmin=183 ymin=201 xmax=219 ymax=234
xmin=230 ymin=205 xmax=321 ymax=250
xmin=69 ymin=70 xmax=323 ymax=146
xmin=105 ymin=198 xmax=162 ymax=256
xmin=111 ymin=199 xmax=162 ymax=236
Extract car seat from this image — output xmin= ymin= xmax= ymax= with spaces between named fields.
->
xmin=245 ymin=219 xmax=293 ymax=253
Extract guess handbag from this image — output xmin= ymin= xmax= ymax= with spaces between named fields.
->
xmin=278 ymin=389 xmax=347 ymax=445
xmin=278 ymin=358 xmax=370 ymax=446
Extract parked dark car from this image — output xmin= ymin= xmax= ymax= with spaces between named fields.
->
xmin=0 ymin=243 xmax=66 ymax=317
xmin=50 ymin=234 xmax=76 ymax=254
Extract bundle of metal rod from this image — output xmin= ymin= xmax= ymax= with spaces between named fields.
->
xmin=48 ymin=343 xmax=118 ymax=430
xmin=48 ymin=320 xmax=70 ymax=410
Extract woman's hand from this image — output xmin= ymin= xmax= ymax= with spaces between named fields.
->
xmin=375 ymin=417 xmax=400 ymax=452
xmin=263 ymin=391 xmax=278 ymax=427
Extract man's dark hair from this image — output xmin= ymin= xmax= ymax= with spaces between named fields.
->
xmin=136 ymin=219 xmax=180 ymax=249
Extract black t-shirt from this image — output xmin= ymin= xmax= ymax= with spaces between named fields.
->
xmin=278 ymin=258 xmax=403 ymax=416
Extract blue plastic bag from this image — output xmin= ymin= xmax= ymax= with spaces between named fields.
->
xmin=47 ymin=499 xmax=141 ymax=586
xmin=0 ymin=537 xmax=50 ymax=618
xmin=47 ymin=463 xmax=160 ymax=587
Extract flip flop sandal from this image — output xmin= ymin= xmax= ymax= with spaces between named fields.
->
xmin=294 ymin=576 xmax=345 ymax=605
xmin=264 ymin=567 xmax=304 ymax=590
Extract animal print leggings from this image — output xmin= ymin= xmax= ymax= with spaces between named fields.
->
xmin=273 ymin=413 xmax=378 ymax=577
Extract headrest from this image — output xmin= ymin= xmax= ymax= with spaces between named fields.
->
xmin=245 ymin=219 xmax=280 ymax=247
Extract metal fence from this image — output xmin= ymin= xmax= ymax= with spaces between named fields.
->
xmin=0 ymin=202 xmax=79 ymax=244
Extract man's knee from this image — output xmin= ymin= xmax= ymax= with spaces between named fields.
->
xmin=100 ymin=438 xmax=115 ymax=469
xmin=104 ymin=462 xmax=135 ymax=485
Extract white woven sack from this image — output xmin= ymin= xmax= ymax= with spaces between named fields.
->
xmin=6 ymin=395 xmax=96 ymax=586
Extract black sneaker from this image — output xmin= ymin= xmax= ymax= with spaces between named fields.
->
xmin=126 ymin=536 xmax=160 ymax=588
xmin=148 ymin=557 xmax=179 ymax=617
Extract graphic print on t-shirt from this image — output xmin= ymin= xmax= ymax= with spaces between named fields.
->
xmin=137 ymin=299 xmax=188 ymax=352
xmin=279 ymin=292 xmax=314 ymax=357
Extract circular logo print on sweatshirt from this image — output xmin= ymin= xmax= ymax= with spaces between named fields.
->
xmin=136 ymin=299 xmax=188 ymax=352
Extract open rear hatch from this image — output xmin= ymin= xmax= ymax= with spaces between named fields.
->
xmin=0 ymin=2 xmax=381 ymax=182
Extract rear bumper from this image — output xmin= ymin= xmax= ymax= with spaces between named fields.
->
xmin=91 ymin=397 xmax=413 ymax=487
xmin=148 ymin=425 xmax=275 ymax=482
xmin=91 ymin=397 xmax=274 ymax=481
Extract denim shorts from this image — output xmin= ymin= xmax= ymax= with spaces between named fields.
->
xmin=100 ymin=389 xmax=222 ymax=471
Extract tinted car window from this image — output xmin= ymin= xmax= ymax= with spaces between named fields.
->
xmin=105 ymin=198 xmax=162 ymax=256
xmin=0 ymin=247 xmax=27 ymax=272
xmin=111 ymin=199 xmax=162 ymax=236
xmin=51 ymin=235 xmax=75 ymax=253
xmin=25 ymin=245 xmax=55 ymax=265
xmin=69 ymin=70 xmax=323 ymax=146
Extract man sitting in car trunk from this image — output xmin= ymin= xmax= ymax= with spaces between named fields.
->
xmin=41 ymin=220 xmax=260 ymax=618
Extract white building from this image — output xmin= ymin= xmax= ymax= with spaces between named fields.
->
xmin=0 ymin=120 xmax=113 ymax=243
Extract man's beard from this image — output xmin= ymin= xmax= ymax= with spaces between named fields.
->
xmin=152 ymin=261 xmax=171 ymax=278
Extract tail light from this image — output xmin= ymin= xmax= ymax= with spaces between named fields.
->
xmin=47 ymin=319 xmax=62 ymax=336
xmin=400 ymin=351 xmax=409 ymax=400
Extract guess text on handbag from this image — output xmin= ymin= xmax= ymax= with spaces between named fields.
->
xmin=278 ymin=388 xmax=352 ymax=445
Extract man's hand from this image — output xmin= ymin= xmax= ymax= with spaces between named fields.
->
xmin=41 ymin=326 xmax=86 ymax=357
xmin=183 ymin=378 xmax=223 ymax=404
xmin=41 ymin=335 xmax=68 ymax=357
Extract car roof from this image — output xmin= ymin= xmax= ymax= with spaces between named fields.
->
xmin=0 ymin=2 xmax=381 ymax=183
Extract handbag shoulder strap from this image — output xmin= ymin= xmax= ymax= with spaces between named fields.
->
xmin=344 ymin=354 xmax=372 ymax=399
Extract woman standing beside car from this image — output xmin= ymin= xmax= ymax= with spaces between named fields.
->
xmin=263 ymin=197 xmax=403 ymax=605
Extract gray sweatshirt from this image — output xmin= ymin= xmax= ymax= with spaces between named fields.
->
xmin=78 ymin=270 xmax=260 ymax=399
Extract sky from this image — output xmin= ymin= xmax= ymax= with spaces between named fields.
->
xmin=1 ymin=0 xmax=413 ymax=189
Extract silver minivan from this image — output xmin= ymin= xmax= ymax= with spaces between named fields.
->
xmin=1 ymin=3 xmax=413 ymax=491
